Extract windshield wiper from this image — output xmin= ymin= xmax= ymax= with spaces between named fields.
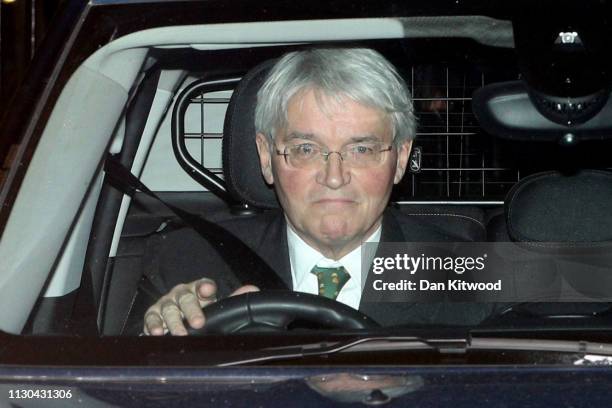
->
xmin=470 ymin=337 xmax=612 ymax=355
xmin=217 ymin=336 xmax=468 ymax=366
xmin=216 ymin=335 xmax=612 ymax=367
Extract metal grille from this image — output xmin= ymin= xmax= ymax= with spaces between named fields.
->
xmin=183 ymin=89 xmax=232 ymax=176
xmin=402 ymin=64 xmax=519 ymax=202
xmin=183 ymin=65 xmax=521 ymax=202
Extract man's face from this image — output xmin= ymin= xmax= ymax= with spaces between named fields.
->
xmin=256 ymin=89 xmax=411 ymax=259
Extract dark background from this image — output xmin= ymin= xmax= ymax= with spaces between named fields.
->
xmin=0 ymin=0 xmax=64 ymax=185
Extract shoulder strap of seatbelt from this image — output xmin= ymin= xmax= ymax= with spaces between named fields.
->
xmin=104 ymin=154 xmax=288 ymax=291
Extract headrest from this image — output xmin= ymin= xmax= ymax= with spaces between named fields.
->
xmin=505 ymin=170 xmax=612 ymax=242
xmin=222 ymin=59 xmax=279 ymax=209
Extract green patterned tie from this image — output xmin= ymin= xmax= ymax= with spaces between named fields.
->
xmin=311 ymin=265 xmax=350 ymax=300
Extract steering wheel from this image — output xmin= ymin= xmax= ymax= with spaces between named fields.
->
xmin=187 ymin=291 xmax=379 ymax=335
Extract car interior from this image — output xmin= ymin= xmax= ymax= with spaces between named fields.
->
xmin=2 ymin=14 xmax=612 ymax=337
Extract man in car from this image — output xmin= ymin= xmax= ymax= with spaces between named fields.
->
xmin=144 ymin=48 xmax=472 ymax=336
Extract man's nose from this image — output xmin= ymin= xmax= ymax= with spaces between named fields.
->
xmin=317 ymin=152 xmax=350 ymax=189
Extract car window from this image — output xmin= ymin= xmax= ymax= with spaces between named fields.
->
xmin=1 ymin=3 xmax=612 ymax=372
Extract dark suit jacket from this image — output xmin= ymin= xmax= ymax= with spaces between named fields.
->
xmin=149 ymin=207 xmax=495 ymax=326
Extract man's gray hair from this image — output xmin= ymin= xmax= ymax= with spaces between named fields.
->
xmin=254 ymin=48 xmax=416 ymax=145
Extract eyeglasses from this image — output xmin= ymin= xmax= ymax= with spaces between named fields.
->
xmin=275 ymin=142 xmax=394 ymax=169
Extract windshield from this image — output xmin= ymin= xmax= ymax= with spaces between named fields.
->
xmin=2 ymin=2 xmax=612 ymax=368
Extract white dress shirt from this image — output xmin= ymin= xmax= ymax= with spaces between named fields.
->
xmin=287 ymin=223 xmax=381 ymax=310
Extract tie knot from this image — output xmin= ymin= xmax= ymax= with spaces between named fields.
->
xmin=311 ymin=265 xmax=350 ymax=300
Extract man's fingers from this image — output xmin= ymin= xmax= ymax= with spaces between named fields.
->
xmin=177 ymin=291 xmax=205 ymax=329
xmin=143 ymin=278 xmax=226 ymax=336
xmin=196 ymin=279 xmax=218 ymax=305
xmin=144 ymin=312 xmax=165 ymax=336
xmin=161 ymin=301 xmax=187 ymax=336
xmin=230 ymin=284 xmax=260 ymax=297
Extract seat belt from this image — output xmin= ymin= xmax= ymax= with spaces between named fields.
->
xmin=104 ymin=154 xmax=289 ymax=291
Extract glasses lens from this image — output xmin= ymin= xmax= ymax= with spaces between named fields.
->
xmin=343 ymin=143 xmax=385 ymax=167
xmin=287 ymin=143 xmax=321 ymax=168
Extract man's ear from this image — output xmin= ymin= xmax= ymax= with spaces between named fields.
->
xmin=393 ymin=139 xmax=412 ymax=184
xmin=255 ymin=133 xmax=274 ymax=185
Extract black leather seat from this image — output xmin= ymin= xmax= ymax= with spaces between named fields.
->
xmin=485 ymin=170 xmax=612 ymax=317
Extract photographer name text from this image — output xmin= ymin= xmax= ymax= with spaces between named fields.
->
xmin=372 ymin=279 xmax=502 ymax=292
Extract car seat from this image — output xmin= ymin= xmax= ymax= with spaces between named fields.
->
xmin=484 ymin=169 xmax=612 ymax=319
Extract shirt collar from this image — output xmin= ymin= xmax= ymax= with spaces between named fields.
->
xmin=287 ymin=222 xmax=382 ymax=290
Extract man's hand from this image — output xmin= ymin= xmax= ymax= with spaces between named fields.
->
xmin=144 ymin=278 xmax=259 ymax=336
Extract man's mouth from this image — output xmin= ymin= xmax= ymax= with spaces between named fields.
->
xmin=313 ymin=198 xmax=357 ymax=206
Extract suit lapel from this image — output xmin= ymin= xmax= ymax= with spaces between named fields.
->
xmin=358 ymin=208 xmax=420 ymax=324
xmin=256 ymin=211 xmax=293 ymax=289
xmin=380 ymin=207 xmax=407 ymax=242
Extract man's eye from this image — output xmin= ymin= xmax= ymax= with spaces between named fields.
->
xmin=293 ymin=144 xmax=318 ymax=157
xmin=350 ymin=144 xmax=376 ymax=156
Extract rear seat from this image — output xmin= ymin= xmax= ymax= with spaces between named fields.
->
xmin=398 ymin=204 xmax=486 ymax=242
xmin=484 ymin=170 xmax=612 ymax=318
